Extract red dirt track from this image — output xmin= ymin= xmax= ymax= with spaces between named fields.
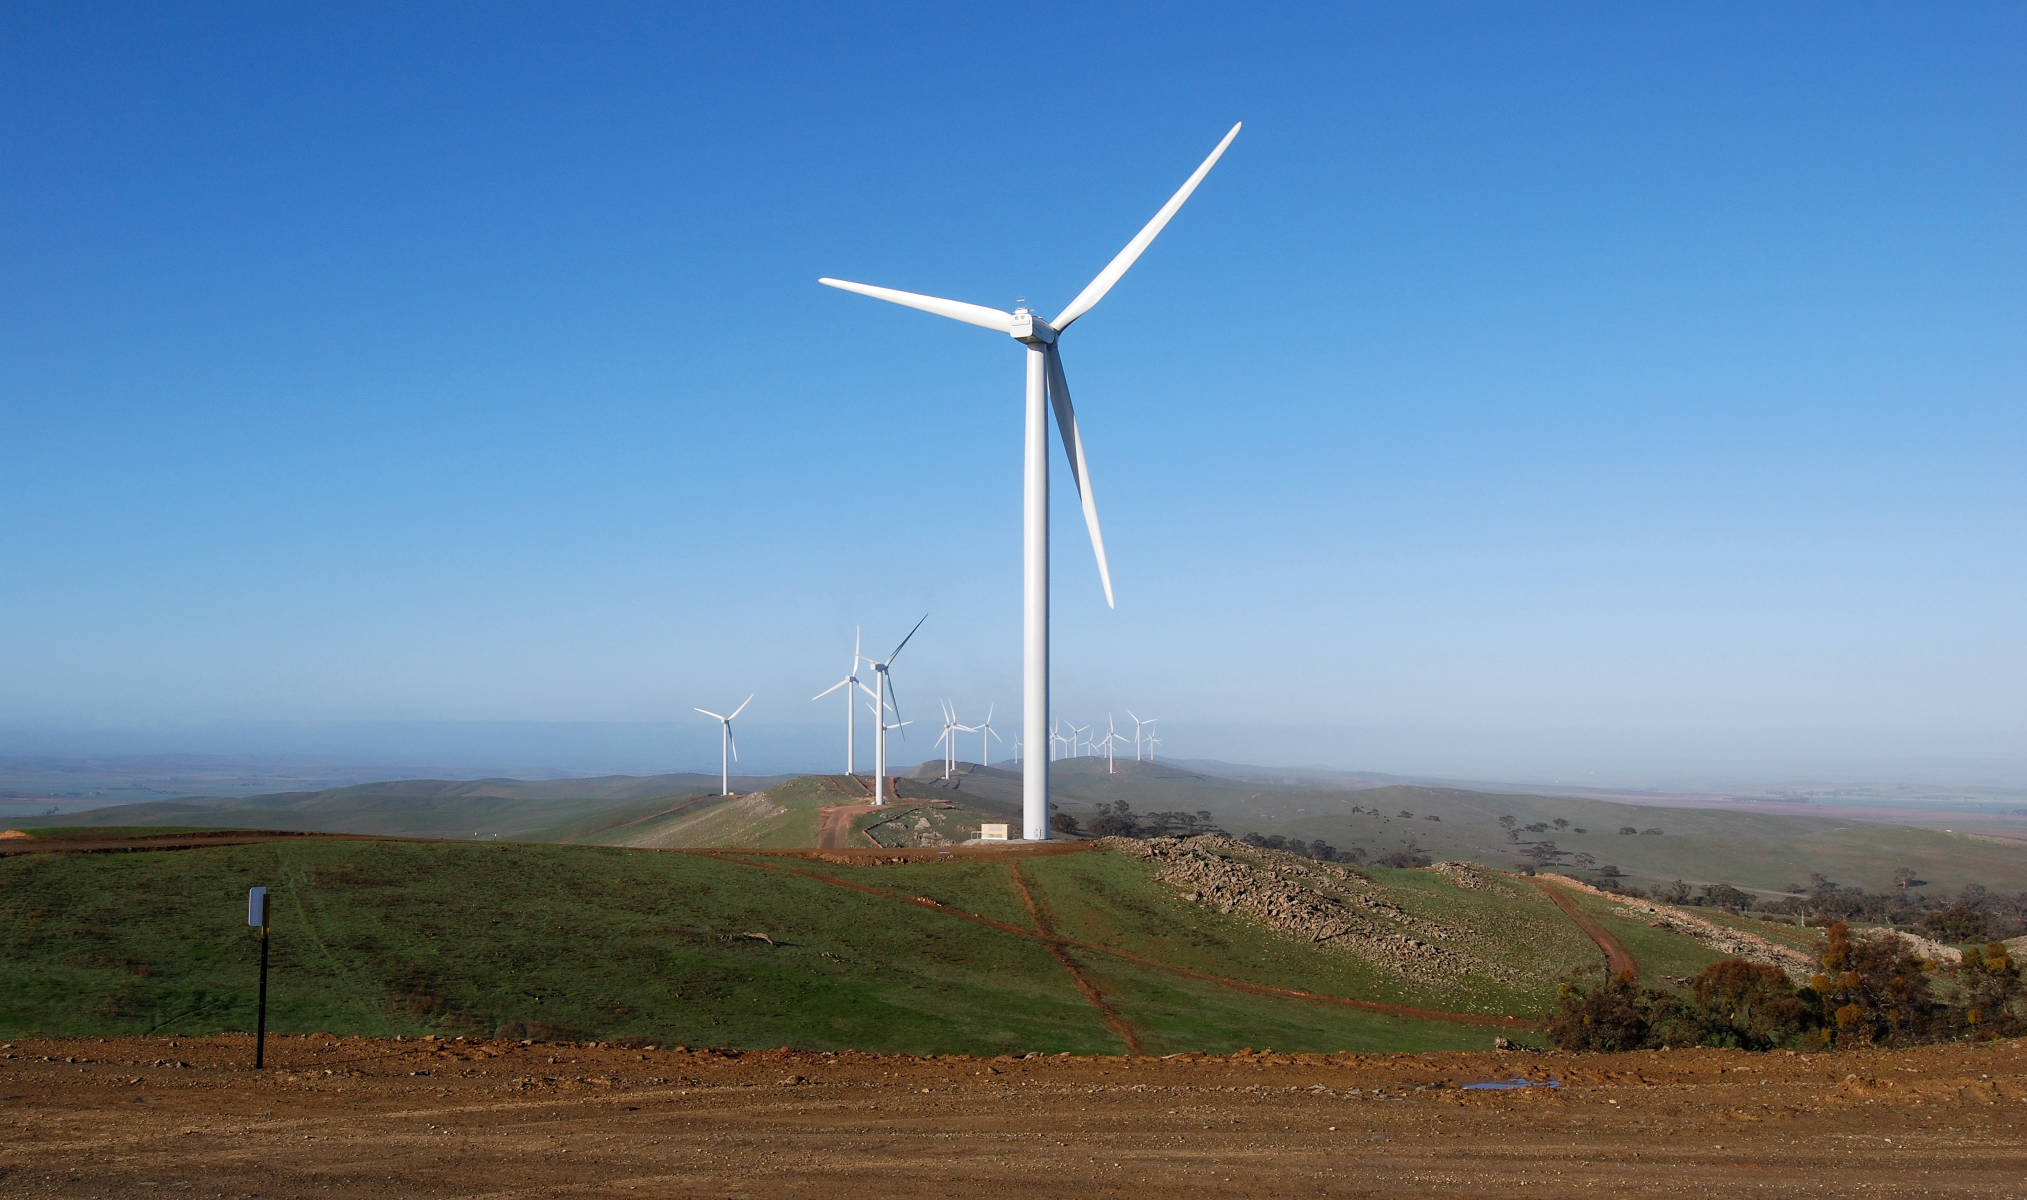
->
xmin=4 ymin=1035 xmax=2025 ymax=1197
xmin=1533 ymin=877 xmax=1640 ymax=976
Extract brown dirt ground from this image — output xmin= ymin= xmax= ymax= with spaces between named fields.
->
xmin=3 ymin=1036 xmax=2023 ymax=1197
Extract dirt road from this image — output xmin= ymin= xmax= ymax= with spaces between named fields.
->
xmin=1534 ymin=877 xmax=1639 ymax=976
xmin=3 ymin=1035 xmax=2023 ymax=1197
xmin=816 ymin=803 xmax=876 ymax=849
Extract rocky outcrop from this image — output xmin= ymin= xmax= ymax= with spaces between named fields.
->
xmin=1106 ymin=836 xmax=1521 ymax=986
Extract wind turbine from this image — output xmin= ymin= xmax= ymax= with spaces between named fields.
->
xmin=1102 ymin=714 xmax=1128 ymax=775
xmin=812 ymin=627 xmax=864 ymax=776
xmin=1070 ymin=721 xmax=1091 ymax=759
xmin=692 ymin=694 xmax=753 ymax=797
xmin=1128 ymin=710 xmax=1156 ymax=762
xmin=934 ymin=700 xmax=972 ymax=781
xmin=821 ymin=123 xmax=1242 ymax=840
xmin=1012 ymin=735 xmax=1023 ymax=765
xmin=862 ymin=615 xmax=927 ymax=805
xmin=1144 ymin=728 xmax=1162 ymax=764
xmin=973 ymin=703 xmax=1003 ymax=767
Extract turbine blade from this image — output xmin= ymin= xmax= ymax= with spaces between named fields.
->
xmin=884 ymin=673 xmax=903 ymax=728
xmin=1045 ymin=345 xmax=1115 ymax=608
xmin=813 ymin=678 xmax=850 ymax=700
xmin=694 ymin=707 xmax=725 ymax=720
xmin=887 ymin=612 xmax=929 ymax=664
xmin=729 ymin=693 xmax=754 ymax=720
xmin=1051 ymin=122 xmax=1242 ymax=331
xmin=858 ymin=681 xmax=880 ymax=703
xmin=728 ymin=729 xmax=739 ymax=763
xmin=819 ymin=278 xmax=1015 ymax=334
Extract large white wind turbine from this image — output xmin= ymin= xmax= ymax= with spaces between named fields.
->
xmin=811 ymin=627 xmax=864 ymax=776
xmin=692 ymin=694 xmax=753 ymax=797
xmin=862 ymin=615 xmax=927 ymax=805
xmin=821 ymin=123 xmax=1241 ymax=839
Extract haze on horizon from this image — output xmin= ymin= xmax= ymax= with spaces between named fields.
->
xmin=4 ymin=6 xmax=2021 ymax=793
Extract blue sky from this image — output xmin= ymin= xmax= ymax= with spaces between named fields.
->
xmin=4 ymin=4 xmax=2022 ymax=786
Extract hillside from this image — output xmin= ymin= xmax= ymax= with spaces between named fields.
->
xmin=945 ymin=758 xmax=2027 ymax=895
xmin=0 ymin=833 xmax=1804 ymax=1053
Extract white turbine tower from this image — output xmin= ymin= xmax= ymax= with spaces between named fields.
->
xmin=1070 ymin=722 xmax=1091 ymax=759
xmin=1128 ymin=710 xmax=1156 ymax=762
xmin=862 ymin=615 xmax=927 ymax=805
xmin=821 ymin=123 xmax=1241 ymax=840
xmin=812 ymin=627 xmax=865 ymax=776
xmin=692 ymin=694 xmax=753 ymax=797
xmin=1144 ymin=727 xmax=1161 ymax=763
xmin=1012 ymin=735 xmax=1023 ymax=765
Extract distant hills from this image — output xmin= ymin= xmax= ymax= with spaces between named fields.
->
xmin=19 ymin=758 xmax=2027 ymax=896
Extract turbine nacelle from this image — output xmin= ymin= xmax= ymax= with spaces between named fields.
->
xmin=1008 ymin=309 xmax=1057 ymax=346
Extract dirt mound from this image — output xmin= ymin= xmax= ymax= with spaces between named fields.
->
xmin=1108 ymin=835 xmax=1516 ymax=987
xmin=0 ymin=829 xmax=31 ymax=839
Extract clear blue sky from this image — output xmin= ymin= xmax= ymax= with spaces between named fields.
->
xmin=4 ymin=3 xmax=2022 ymax=786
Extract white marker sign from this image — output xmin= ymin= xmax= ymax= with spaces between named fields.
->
xmin=247 ymin=886 xmax=268 ymax=928
xmin=980 ymin=823 xmax=1009 ymax=841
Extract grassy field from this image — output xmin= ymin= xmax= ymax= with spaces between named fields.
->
xmin=3 ymin=835 xmax=1738 ymax=1052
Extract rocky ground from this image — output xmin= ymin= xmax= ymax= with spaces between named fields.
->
xmin=3 ymin=1035 xmax=2024 ymax=1197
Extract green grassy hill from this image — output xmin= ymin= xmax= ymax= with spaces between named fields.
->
xmin=1 ymin=834 xmax=1795 ymax=1054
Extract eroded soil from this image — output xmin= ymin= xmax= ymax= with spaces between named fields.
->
xmin=3 ymin=1035 xmax=2023 ymax=1197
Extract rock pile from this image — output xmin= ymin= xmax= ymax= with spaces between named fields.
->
xmin=1107 ymin=836 xmax=1519 ymax=986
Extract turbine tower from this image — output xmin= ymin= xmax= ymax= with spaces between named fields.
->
xmin=812 ymin=627 xmax=864 ymax=776
xmin=692 ymin=694 xmax=753 ymax=797
xmin=821 ymin=123 xmax=1241 ymax=839
xmin=862 ymin=615 xmax=927 ymax=805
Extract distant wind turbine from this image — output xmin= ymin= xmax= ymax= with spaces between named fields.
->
xmin=1128 ymin=710 xmax=1156 ymax=762
xmin=692 ymin=694 xmax=753 ymax=797
xmin=861 ymin=615 xmax=927 ymax=805
xmin=821 ymin=123 xmax=1242 ymax=839
xmin=1102 ymin=714 xmax=1127 ymax=775
xmin=972 ymin=703 xmax=1003 ymax=767
xmin=811 ymin=627 xmax=864 ymax=776
xmin=934 ymin=700 xmax=972 ymax=781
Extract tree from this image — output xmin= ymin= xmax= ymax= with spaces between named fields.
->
xmin=1498 ymin=814 xmax=1518 ymax=832
xmin=1689 ymin=959 xmax=1810 ymax=1049
xmin=1922 ymin=907 xmax=1989 ymax=943
xmin=1572 ymin=852 xmax=1597 ymax=871
xmin=1702 ymin=883 xmax=1754 ymax=912
xmin=1553 ymin=818 xmax=1570 ymax=831
xmin=1548 ymin=972 xmax=1649 ymax=1052
xmin=1657 ymin=880 xmax=1691 ymax=904
xmin=1618 ymin=826 xmax=1639 ymax=836
xmin=1051 ymin=811 xmax=1083 ymax=835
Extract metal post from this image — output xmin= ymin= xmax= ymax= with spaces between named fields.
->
xmin=255 ymin=928 xmax=270 ymax=1069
